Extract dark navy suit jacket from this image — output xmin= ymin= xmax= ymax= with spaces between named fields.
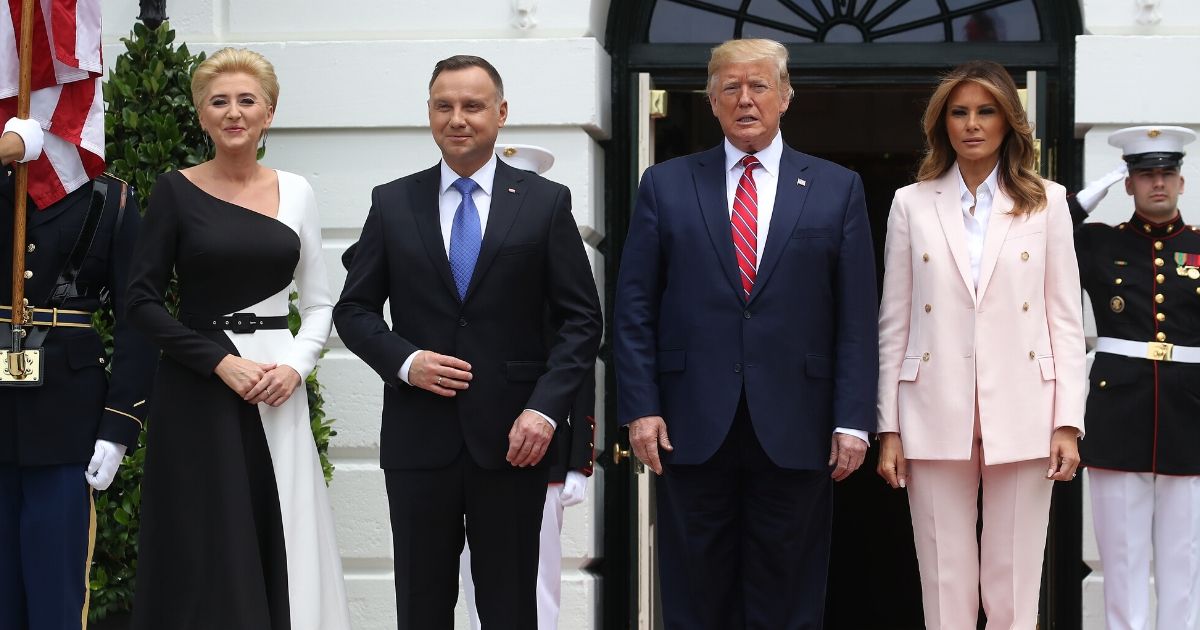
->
xmin=614 ymin=143 xmax=879 ymax=470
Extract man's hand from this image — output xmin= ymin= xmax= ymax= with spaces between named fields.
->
xmin=628 ymin=415 xmax=672 ymax=475
xmin=86 ymin=440 xmax=127 ymax=491
xmin=876 ymin=432 xmax=908 ymax=489
xmin=1047 ymin=426 xmax=1081 ymax=481
xmin=507 ymin=410 xmax=554 ymax=467
xmin=829 ymin=433 xmax=867 ymax=482
xmin=560 ymin=470 xmax=588 ymax=507
xmin=409 ymin=350 xmax=472 ymax=397
xmin=214 ymin=354 xmax=276 ymax=399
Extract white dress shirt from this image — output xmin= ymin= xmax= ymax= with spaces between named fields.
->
xmin=724 ymin=133 xmax=867 ymax=446
xmin=955 ymin=162 xmax=1001 ymax=289
xmin=398 ymin=155 xmax=555 ymax=428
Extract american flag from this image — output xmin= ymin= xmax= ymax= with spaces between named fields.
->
xmin=0 ymin=0 xmax=104 ymax=209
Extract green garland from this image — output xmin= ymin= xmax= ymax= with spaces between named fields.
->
xmin=87 ymin=21 xmax=336 ymax=621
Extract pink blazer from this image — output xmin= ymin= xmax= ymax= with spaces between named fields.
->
xmin=876 ymin=168 xmax=1086 ymax=464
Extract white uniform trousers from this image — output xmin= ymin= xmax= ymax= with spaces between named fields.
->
xmin=1090 ymin=469 xmax=1200 ymax=630
xmin=461 ymin=484 xmax=565 ymax=630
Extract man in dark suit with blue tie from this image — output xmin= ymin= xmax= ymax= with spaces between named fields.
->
xmin=614 ymin=39 xmax=879 ymax=629
xmin=333 ymin=56 xmax=602 ymax=630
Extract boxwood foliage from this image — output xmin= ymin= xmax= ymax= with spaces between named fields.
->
xmin=88 ymin=21 xmax=336 ymax=621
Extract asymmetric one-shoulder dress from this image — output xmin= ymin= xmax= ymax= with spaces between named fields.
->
xmin=126 ymin=169 xmax=350 ymax=630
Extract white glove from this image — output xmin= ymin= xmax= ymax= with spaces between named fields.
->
xmin=2 ymin=117 xmax=44 ymax=163
xmin=559 ymin=470 xmax=588 ymax=507
xmin=1076 ymin=163 xmax=1129 ymax=215
xmin=86 ymin=439 xmax=127 ymax=491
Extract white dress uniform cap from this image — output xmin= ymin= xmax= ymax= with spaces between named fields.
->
xmin=496 ymin=144 xmax=555 ymax=175
xmin=1108 ymin=125 xmax=1197 ymax=170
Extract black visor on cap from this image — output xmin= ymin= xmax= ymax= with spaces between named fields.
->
xmin=1124 ymin=151 xmax=1184 ymax=171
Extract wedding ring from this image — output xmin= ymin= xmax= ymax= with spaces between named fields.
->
xmin=437 ymin=376 xmax=443 ymax=386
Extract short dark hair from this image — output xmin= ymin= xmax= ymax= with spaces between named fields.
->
xmin=429 ymin=55 xmax=505 ymax=100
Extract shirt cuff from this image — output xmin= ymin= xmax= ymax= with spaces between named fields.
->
xmin=525 ymin=409 xmax=557 ymax=430
xmin=834 ymin=428 xmax=869 ymax=445
xmin=398 ymin=350 xmax=419 ymax=385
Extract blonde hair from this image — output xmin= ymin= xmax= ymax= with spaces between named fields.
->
xmin=707 ymin=39 xmax=794 ymax=100
xmin=191 ymin=47 xmax=280 ymax=110
xmin=917 ymin=60 xmax=1046 ymax=215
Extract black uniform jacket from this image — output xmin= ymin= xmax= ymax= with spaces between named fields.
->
xmin=0 ymin=168 xmax=157 ymax=466
xmin=1073 ymin=198 xmax=1200 ymax=475
xmin=334 ymin=160 xmax=603 ymax=471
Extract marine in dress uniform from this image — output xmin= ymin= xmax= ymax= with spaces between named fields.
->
xmin=0 ymin=119 xmax=156 ymax=629
xmin=1071 ymin=125 xmax=1200 ymax=630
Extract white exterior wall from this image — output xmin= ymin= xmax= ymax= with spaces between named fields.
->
xmin=1077 ymin=2 xmax=1200 ymax=628
xmin=101 ymin=2 xmax=611 ymax=628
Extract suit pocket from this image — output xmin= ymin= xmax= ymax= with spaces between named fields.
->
xmin=66 ymin=335 xmax=106 ymax=371
xmin=805 ymin=354 xmax=833 ymax=379
xmin=1037 ymin=356 xmax=1056 ymax=381
xmin=505 ymin=361 xmax=547 ymax=382
xmin=656 ymin=350 xmax=686 ymax=373
xmin=791 ymin=227 xmax=834 ymax=239
xmin=899 ymin=356 xmax=921 ymax=382
xmin=498 ymin=242 xmax=539 ymax=257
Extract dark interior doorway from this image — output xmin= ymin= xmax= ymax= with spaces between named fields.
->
xmin=653 ymin=84 xmax=931 ymax=629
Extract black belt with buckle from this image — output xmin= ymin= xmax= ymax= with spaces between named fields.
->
xmin=0 ymin=305 xmax=94 ymax=328
xmin=180 ymin=312 xmax=289 ymax=334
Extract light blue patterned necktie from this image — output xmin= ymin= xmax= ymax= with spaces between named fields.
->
xmin=448 ymin=177 xmax=482 ymax=300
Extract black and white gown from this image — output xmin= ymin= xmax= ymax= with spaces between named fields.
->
xmin=127 ymin=170 xmax=350 ymax=629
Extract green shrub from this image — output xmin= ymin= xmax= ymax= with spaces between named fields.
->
xmin=88 ymin=21 xmax=336 ymax=622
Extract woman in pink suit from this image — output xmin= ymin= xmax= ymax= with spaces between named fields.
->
xmin=876 ymin=60 xmax=1087 ymax=629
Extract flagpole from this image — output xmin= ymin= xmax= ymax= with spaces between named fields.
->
xmin=9 ymin=0 xmax=34 ymax=361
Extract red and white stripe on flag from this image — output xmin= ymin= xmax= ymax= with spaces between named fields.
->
xmin=1 ymin=0 xmax=105 ymax=209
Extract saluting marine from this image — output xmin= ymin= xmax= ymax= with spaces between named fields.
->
xmin=1071 ymin=125 xmax=1200 ymax=630
xmin=1 ymin=118 xmax=156 ymax=627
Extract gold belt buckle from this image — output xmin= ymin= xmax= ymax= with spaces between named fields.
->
xmin=1146 ymin=341 xmax=1174 ymax=362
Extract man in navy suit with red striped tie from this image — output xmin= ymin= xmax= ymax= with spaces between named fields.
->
xmin=614 ymin=39 xmax=879 ymax=629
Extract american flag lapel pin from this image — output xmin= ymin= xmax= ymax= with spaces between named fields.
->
xmin=508 ymin=188 xmax=517 ymax=193
xmin=797 ymin=178 xmax=807 ymax=187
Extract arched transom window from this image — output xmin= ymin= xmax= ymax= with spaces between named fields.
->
xmin=648 ymin=0 xmax=1043 ymax=44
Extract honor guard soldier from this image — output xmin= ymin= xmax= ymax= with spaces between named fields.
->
xmin=1070 ymin=125 xmax=1200 ymax=630
xmin=1 ymin=119 xmax=156 ymax=627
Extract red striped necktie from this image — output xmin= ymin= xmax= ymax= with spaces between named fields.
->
xmin=732 ymin=154 xmax=761 ymax=299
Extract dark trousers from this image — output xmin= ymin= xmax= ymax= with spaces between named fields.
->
xmin=385 ymin=448 xmax=548 ymax=630
xmin=0 ymin=464 xmax=93 ymax=630
xmin=657 ymin=397 xmax=833 ymax=630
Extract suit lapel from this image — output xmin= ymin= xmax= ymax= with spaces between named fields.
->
xmin=692 ymin=145 xmax=743 ymax=301
xmin=975 ymin=187 xmax=1015 ymax=301
xmin=747 ymin=147 xmax=809 ymax=305
xmin=409 ymin=164 xmax=460 ymax=300
xmin=933 ymin=170 xmax=977 ymax=303
xmin=464 ymin=161 xmax=525 ymax=302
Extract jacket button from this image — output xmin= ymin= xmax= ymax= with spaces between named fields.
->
xmin=1029 ymin=350 xmax=1036 ymax=360
xmin=924 ymin=304 xmax=931 ymax=313
xmin=98 ymin=357 xmax=106 ymax=365
xmin=743 ymin=310 xmax=751 ymax=319
xmin=26 ymin=243 xmax=35 ymax=253
xmin=1157 ymin=312 xmax=1166 ymax=322
xmin=1155 ymin=294 xmax=1165 ymax=304
xmin=1157 ymin=332 xmax=1167 ymax=342
xmin=921 ymin=352 xmax=930 ymax=362
xmin=734 ymin=363 xmax=742 ymax=373
xmin=1155 ymin=241 xmax=1164 ymax=251
xmin=1157 ymin=273 xmax=1166 ymax=284
xmin=458 ymin=318 xmax=467 ymax=327
xmin=23 ymin=270 xmax=32 ymax=279
xmin=1114 ymin=278 xmax=1123 ymax=285
xmin=1155 ymin=257 xmax=1165 ymax=268
xmin=1099 ymin=380 xmax=1107 ymax=389
xmin=922 ymin=253 xmax=930 ymax=262
xmin=1020 ymin=252 xmax=1030 ymax=261
xmin=1022 ymin=302 xmax=1030 ymax=311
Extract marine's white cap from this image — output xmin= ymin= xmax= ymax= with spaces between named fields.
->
xmin=496 ymin=144 xmax=554 ymax=175
xmin=1108 ymin=125 xmax=1196 ymax=170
